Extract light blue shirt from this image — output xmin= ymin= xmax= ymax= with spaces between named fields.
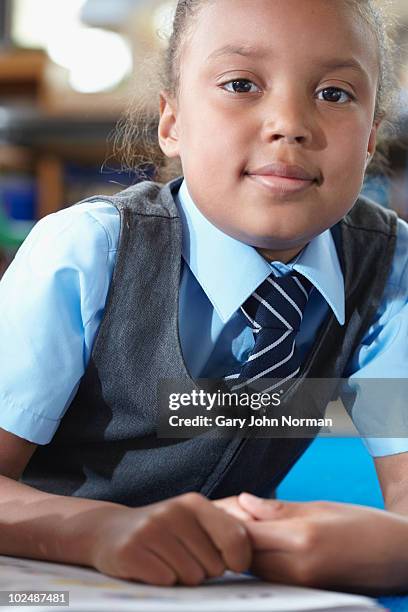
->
xmin=0 ymin=178 xmax=407 ymax=457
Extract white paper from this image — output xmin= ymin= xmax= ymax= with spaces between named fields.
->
xmin=0 ymin=555 xmax=383 ymax=611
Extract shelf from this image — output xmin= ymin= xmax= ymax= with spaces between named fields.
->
xmin=0 ymin=49 xmax=46 ymax=81
xmin=0 ymin=105 xmax=157 ymax=149
xmin=0 ymin=50 xmax=162 ymax=220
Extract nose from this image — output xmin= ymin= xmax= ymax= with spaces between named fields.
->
xmin=261 ymin=92 xmax=313 ymax=146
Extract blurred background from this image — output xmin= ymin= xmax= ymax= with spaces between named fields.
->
xmin=0 ymin=0 xmax=174 ymax=274
xmin=0 ymin=0 xmax=407 ymax=275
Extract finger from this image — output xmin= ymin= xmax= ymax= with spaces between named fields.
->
xmin=213 ymin=497 xmax=253 ymax=522
xmin=187 ymin=496 xmax=252 ymax=573
xmin=123 ymin=548 xmax=177 ymax=586
xmin=246 ymin=519 xmax=309 ymax=551
xmin=238 ymin=493 xmax=307 ymax=521
xmin=171 ymin=506 xmax=227 ymax=578
xmin=149 ymin=533 xmax=206 ymax=586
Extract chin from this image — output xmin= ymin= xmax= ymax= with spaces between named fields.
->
xmin=237 ymin=226 xmax=308 ymax=249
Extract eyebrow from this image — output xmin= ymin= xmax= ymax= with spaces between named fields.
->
xmin=205 ymin=44 xmax=369 ymax=80
xmin=317 ymin=57 xmax=369 ymax=78
xmin=205 ymin=44 xmax=269 ymax=62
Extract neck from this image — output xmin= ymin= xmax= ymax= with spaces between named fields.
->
xmin=257 ymin=245 xmax=305 ymax=264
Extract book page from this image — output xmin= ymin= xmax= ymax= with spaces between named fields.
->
xmin=0 ymin=555 xmax=382 ymax=611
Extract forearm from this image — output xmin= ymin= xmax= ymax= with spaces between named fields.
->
xmin=386 ymin=499 xmax=408 ymax=515
xmin=0 ymin=474 xmax=123 ymax=567
xmin=375 ymin=455 xmax=408 ymax=516
xmin=383 ymin=483 xmax=408 ymax=515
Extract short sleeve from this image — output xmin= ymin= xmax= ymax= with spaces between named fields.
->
xmin=340 ymin=218 xmax=408 ymax=457
xmin=0 ymin=201 xmax=119 ymax=444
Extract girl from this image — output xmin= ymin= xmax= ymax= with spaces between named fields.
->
xmin=1 ymin=0 xmax=408 ymax=592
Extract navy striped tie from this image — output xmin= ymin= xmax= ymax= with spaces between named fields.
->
xmin=225 ymin=272 xmax=313 ymax=394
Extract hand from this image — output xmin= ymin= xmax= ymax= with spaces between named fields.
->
xmin=213 ymin=495 xmax=253 ymax=522
xmin=235 ymin=492 xmax=408 ymax=594
xmin=89 ymin=492 xmax=251 ymax=586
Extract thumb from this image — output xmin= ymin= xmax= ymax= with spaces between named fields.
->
xmin=213 ymin=496 xmax=253 ymax=522
xmin=238 ymin=493 xmax=304 ymax=520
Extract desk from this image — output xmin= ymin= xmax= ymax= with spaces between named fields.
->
xmin=378 ymin=596 xmax=408 ymax=611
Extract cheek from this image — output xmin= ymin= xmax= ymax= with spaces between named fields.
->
xmin=181 ymin=126 xmax=246 ymax=184
xmin=180 ymin=93 xmax=250 ymax=154
xmin=324 ymin=125 xmax=368 ymax=192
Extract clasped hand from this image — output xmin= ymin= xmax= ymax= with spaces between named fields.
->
xmin=89 ymin=491 xmax=408 ymax=593
xmin=215 ymin=493 xmax=408 ymax=595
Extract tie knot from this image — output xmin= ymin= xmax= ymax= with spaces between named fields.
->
xmin=242 ymin=272 xmax=312 ymax=332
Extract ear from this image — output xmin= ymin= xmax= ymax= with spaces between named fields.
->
xmin=158 ymin=90 xmax=180 ymax=159
xmin=367 ymin=116 xmax=382 ymax=159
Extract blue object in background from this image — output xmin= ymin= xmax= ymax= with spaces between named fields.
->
xmin=81 ymin=0 xmax=144 ymax=29
xmin=0 ymin=173 xmax=37 ymax=221
xmin=361 ymin=174 xmax=391 ymax=209
xmin=277 ymin=437 xmax=384 ymax=507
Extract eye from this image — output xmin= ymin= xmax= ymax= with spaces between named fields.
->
xmin=316 ymin=87 xmax=354 ymax=104
xmin=221 ymin=79 xmax=261 ymax=94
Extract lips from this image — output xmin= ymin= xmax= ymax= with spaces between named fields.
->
xmin=247 ymin=162 xmax=317 ymax=181
xmin=245 ymin=162 xmax=319 ymax=196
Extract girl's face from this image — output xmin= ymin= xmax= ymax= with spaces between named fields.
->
xmin=159 ymin=0 xmax=380 ymax=262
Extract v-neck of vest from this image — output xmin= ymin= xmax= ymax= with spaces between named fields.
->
xmin=171 ymin=224 xmax=339 ymax=394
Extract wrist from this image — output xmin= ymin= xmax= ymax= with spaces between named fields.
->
xmin=55 ymin=496 xmax=128 ymax=568
xmin=382 ymin=514 xmax=408 ymax=592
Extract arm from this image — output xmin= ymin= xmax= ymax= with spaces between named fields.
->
xmin=0 ymin=427 xmax=251 ymax=585
xmin=375 ymin=453 xmax=408 ymax=514
xmin=0 ymin=208 xmax=251 ymax=584
xmin=339 ymin=218 xmax=408 ymax=500
xmin=0 ymin=427 xmax=127 ymax=567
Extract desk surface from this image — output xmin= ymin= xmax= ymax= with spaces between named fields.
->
xmin=378 ymin=596 xmax=408 ymax=612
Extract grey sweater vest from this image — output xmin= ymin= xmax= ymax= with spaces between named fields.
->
xmin=22 ymin=177 xmax=397 ymax=505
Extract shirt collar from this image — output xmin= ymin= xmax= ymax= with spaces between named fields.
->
xmin=175 ymin=178 xmax=345 ymax=326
